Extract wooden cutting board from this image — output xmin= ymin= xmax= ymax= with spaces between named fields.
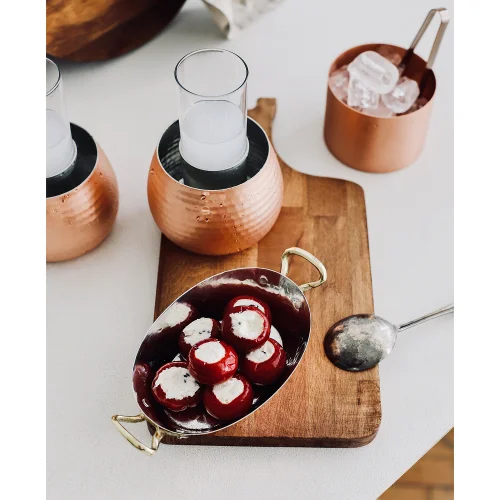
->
xmin=46 ymin=0 xmax=186 ymax=62
xmin=154 ymin=98 xmax=381 ymax=447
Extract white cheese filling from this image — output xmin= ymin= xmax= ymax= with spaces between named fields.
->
xmin=154 ymin=302 xmax=191 ymax=331
xmin=154 ymin=366 xmax=199 ymax=400
xmin=183 ymin=318 xmax=214 ymax=346
xmin=269 ymin=325 xmax=283 ymax=346
xmin=213 ymin=378 xmax=244 ymax=404
xmin=230 ymin=310 xmax=265 ymax=339
xmin=195 ymin=340 xmax=225 ymax=363
xmin=234 ymin=298 xmax=265 ymax=313
xmin=247 ymin=340 xmax=275 ymax=363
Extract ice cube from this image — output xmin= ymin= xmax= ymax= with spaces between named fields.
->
xmin=347 ymin=51 xmax=399 ymax=94
xmin=362 ymin=102 xmax=394 ymax=118
xmin=347 ymin=78 xmax=380 ymax=109
xmin=402 ymin=96 xmax=429 ymax=115
xmin=375 ymin=45 xmax=403 ymax=67
xmin=382 ymin=77 xmax=419 ymax=114
xmin=328 ymin=66 xmax=349 ymax=102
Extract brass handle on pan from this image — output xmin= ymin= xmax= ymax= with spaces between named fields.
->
xmin=111 ymin=414 xmax=166 ymax=456
xmin=280 ymin=247 xmax=327 ymax=292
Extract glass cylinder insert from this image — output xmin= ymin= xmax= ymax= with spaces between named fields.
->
xmin=46 ymin=58 xmax=76 ymax=178
xmin=175 ymin=49 xmax=249 ymax=172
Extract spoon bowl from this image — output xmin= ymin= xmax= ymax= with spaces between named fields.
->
xmin=324 ymin=304 xmax=454 ymax=372
xmin=324 ymin=314 xmax=397 ymax=372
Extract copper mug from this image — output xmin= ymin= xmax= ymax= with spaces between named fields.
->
xmin=324 ymin=44 xmax=436 ymax=173
xmin=148 ymin=118 xmax=283 ymax=256
xmin=324 ymin=9 xmax=449 ymax=173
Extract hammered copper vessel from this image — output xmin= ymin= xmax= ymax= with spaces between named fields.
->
xmin=148 ymin=118 xmax=283 ymax=255
xmin=46 ymin=124 xmax=119 ymax=262
xmin=324 ymin=43 xmax=436 ymax=173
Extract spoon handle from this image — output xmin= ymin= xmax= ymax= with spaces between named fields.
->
xmin=397 ymin=304 xmax=454 ymax=332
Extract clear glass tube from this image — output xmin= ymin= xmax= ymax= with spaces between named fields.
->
xmin=175 ymin=49 xmax=249 ymax=172
xmin=46 ymin=58 xmax=76 ymax=178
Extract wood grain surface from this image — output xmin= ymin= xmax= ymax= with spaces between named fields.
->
xmin=379 ymin=429 xmax=454 ymax=499
xmin=46 ymin=0 xmax=186 ymax=62
xmin=154 ymin=98 xmax=381 ymax=447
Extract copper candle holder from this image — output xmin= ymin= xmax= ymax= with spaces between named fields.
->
xmin=147 ymin=118 xmax=283 ymax=256
xmin=46 ymin=58 xmax=118 ymax=262
xmin=46 ymin=124 xmax=119 ymax=262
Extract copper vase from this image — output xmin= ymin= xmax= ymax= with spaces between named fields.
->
xmin=148 ymin=118 xmax=283 ymax=256
xmin=324 ymin=43 xmax=437 ymax=173
xmin=46 ymin=124 xmax=119 ymax=262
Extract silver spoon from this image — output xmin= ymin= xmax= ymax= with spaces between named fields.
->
xmin=324 ymin=304 xmax=454 ymax=372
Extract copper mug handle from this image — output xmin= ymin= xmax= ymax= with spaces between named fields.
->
xmin=111 ymin=414 xmax=167 ymax=456
xmin=280 ymin=247 xmax=327 ymax=293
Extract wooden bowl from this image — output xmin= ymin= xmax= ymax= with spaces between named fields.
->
xmin=46 ymin=0 xmax=186 ymax=62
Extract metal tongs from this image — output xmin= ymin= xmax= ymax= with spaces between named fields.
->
xmin=400 ymin=8 xmax=450 ymax=94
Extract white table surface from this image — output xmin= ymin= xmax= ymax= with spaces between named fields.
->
xmin=47 ymin=1 xmax=454 ymax=498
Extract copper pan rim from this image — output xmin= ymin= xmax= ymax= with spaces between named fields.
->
xmin=138 ymin=265 xmax=312 ymax=438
